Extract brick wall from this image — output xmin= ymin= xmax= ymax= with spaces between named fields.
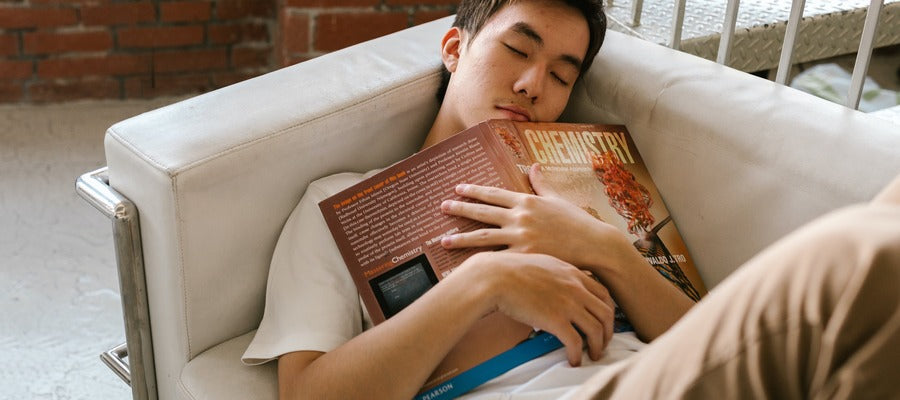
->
xmin=0 ymin=0 xmax=456 ymax=104
xmin=278 ymin=0 xmax=456 ymax=66
xmin=0 ymin=1 xmax=277 ymax=103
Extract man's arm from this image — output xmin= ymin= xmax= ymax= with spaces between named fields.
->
xmin=440 ymin=165 xmax=694 ymax=341
xmin=277 ymin=251 xmax=616 ymax=400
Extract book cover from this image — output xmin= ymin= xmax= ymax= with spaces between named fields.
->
xmin=482 ymin=120 xmax=706 ymax=302
xmin=318 ymin=120 xmax=707 ymax=398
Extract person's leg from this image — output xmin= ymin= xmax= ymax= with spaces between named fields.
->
xmin=874 ymin=173 xmax=900 ymax=205
xmin=572 ymin=175 xmax=900 ymax=400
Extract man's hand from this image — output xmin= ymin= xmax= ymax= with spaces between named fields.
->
xmin=441 ymin=163 xmax=696 ymax=342
xmin=441 ymin=163 xmax=634 ymax=272
xmin=279 ymin=249 xmax=616 ymax=399
xmin=453 ymin=251 xmax=615 ymax=365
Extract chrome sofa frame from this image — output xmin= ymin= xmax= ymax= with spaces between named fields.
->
xmin=76 ymin=167 xmax=156 ymax=400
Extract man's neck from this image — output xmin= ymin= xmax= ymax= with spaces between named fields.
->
xmin=419 ymin=108 xmax=464 ymax=150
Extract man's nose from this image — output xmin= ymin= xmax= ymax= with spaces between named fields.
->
xmin=513 ymin=65 xmax=545 ymax=103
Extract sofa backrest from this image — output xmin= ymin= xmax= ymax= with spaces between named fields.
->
xmin=563 ymin=32 xmax=900 ymax=286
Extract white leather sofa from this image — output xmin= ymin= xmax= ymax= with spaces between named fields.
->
xmin=83 ymin=16 xmax=900 ymax=400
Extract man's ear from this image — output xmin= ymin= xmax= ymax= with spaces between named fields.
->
xmin=441 ymin=27 xmax=465 ymax=73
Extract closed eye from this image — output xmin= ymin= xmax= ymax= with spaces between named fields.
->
xmin=504 ymin=43 xmax=527 ymax=58
xmin=551 ymin=72 xmax=569 ymax=86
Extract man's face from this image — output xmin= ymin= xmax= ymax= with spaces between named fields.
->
xmin=442 ymin=0 xmax=590 ymax=132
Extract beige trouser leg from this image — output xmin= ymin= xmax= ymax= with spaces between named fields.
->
xmin=573 ymin=178 xmax=900 ymax=400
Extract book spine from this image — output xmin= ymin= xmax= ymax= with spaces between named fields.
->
xmin=415 ymin=332 xmax=563 ymax=400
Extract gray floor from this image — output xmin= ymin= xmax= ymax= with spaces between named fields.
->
xmin=1 ymin=97 xmax=184 ymax=399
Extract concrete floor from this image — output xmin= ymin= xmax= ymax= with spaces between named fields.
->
xmin=0 ymin=97 xmax=185 ymax=399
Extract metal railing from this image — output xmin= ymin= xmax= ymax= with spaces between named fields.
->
xmin=625 ymin=0 xmax=887 ymax=110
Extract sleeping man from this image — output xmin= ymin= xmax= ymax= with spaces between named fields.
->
xmin=243 ymin=1 xmax=900 ymax=398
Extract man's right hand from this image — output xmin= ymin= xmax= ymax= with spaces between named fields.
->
xmin=278 ymin=250 xmax=615 ymax=400
xmin=451 ymin=251 xmax=616 ymax=366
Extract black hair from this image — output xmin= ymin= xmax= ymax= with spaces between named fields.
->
xmin=436 ymin=0 xmax=606 ymax=101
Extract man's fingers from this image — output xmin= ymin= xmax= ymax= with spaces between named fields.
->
xmin=577 ymin=274 xmax=615 ymax=351
xmin=440 ymin=228 xmax=510 ymax=249
xmin=441 ymin=199 xmax=507 ymax=226
xmin=574 ymin=310 xmax=608 ymax=361
xmin=580 ymin=272 xmax=616 ymax=311
xmin=552 ymin=324 xmax=585 ymax=367
xmin=454 ymin=183 xmax=520 ymax=208
xmin=584 ymin=294 xmax=615 ymax=349
xmin=528 ymin=163 xmax=562 ymax=198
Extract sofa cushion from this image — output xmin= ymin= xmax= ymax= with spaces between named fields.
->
xmin=180 ymin=331 xmax=277 ymax=400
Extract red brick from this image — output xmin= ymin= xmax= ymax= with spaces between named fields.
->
xmin=0 ymin=8 xmax=78 ymax=29
xmin=0 ymin=82 xmax=24 ymax=103
xmin=0 ymin=60 xmax=33 ymax=80
xmin=208 ymin=24 xmax=241 ymax=45
xmin=124 ymin=73 xmax=212 ymax=98
xmin=281 ymin=12 xmax=309 ymax=54
xmin=153 ymin=49 xmax=227 ymax=73
xmin=0 ymin=34 xmax=18 ymax=57
xmin=240 ymin=22 xmax=271 ymax=42
xmin=82 ymin=3 xmax=156 ymax=25
xmin=161 ymin=1 xmax=212 ymax=22
xmin=29 ymin=78 xmax=120 ymax=103
xmin=30 ymin=0 xmax=111 ymax=5
xmin=23 ymin=31 xmax=112 ymax=55
xmin=38 ymin=54 xmax=151 ymax=78
xmin=232 ymin=46 xmax=271 ymax=68
xmin=283 ymin=54 xmax=313 ymax=66
xmin=284 ymin=0 xmax=377 ymax=6
xmin=217 ymin=0 xmax=274 ymax=19
xmin=314 ymin=12 xmax=408 ymax=52
xmin=208 ymin=22 xmax=270 ymax=45
xmin=387 ymin=0 xmax=457 ymax=5
xmin=118 ymin=25 xmax=204 ymax=49
xmin=413 ymin=9 xmax=452 ymax=25
xmin=212 ymin=71 xmax=258 ymax=87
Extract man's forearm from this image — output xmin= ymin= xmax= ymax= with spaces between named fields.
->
xmin=587 ymin=236 xmax=695 ymax=342
xmin=281 ymin=250 xmax=619 ymax=399
xmin=283 ymin=266 xmax=493 ymax=400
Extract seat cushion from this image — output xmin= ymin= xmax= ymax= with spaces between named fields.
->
xmin=180 ymin=331 xmax=276 ymax=400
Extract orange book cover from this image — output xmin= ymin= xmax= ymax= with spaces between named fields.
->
xmin=483 ymin=119 xmax=707 ymax=302
xmin=318 ymin=119 xmax=706 ymax=397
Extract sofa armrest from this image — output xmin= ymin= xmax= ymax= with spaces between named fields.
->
xmin=103 ymin=17 xmax=453 ymax=400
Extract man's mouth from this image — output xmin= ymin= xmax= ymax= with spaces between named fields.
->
xmin=496 ymin=105 xmax=532 ymax=122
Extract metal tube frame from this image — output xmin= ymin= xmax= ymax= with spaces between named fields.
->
xmin=717 ymin=0 xmax=741 ymax=66
xmin=76 ymin=167 xmax=157 ymax=400
xmin=775 ymin=0 xmax=807 ymax=85
xmin=631 ymin=0 xmax=645 ymax=27
xmin=670 ymin=0 xmax=687 ymax=50
xmin=847 ymin=0 xmax=885 ymax=109
xmin=101 ymin=342 xmax=131 ymax=385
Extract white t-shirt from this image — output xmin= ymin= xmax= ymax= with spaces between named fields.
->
xmin=242 ymin=171 xmax=646 ymax=398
